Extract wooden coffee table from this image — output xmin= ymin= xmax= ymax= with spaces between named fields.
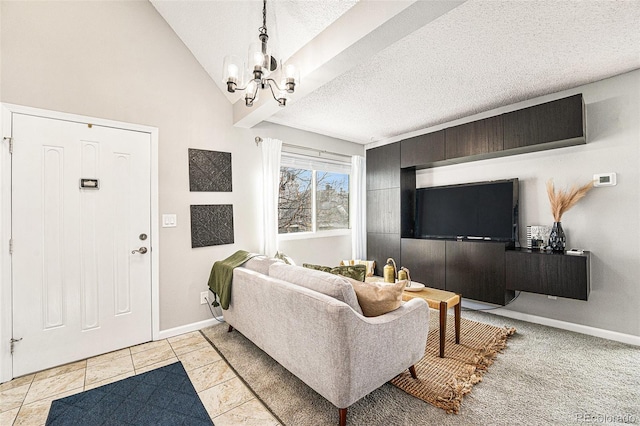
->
xmin=402 ymin=286 xmax=461 ymax=358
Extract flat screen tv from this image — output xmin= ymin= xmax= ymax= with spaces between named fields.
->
xmin=414 ymin=178 xmax=519 ymax=244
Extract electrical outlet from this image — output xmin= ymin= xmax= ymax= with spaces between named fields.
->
xmin=200 ymin=291 xmax=208 ymax=305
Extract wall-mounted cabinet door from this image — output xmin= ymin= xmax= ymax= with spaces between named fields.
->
xmin=401 ymin=239 xmax=446 ymax=290
xmin=367 ymin=233 xmax=401 ymax=277
xmin=367 ymin=142 xmax=400 ymax=190
xmin=445 ymin=240 xmax=510 ymax=305
xmin=400 ymin=130 xmax=445 ymax=168
xmin=503 ymin=94 xmax=584 ymax=150
xmin=367 ymin=188 xmax=400 ymax=234
xmin=445 ymin=115 xmax=503 ymax=160
xmin=506 ymin=250 xmax=590 ymax=300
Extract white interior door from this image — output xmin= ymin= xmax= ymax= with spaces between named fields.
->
xmin=11 ymin=113 xmax=152 ymax=376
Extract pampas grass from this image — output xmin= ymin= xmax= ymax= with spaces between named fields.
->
xmin=546 ymin=179 xmax=594 ymax=222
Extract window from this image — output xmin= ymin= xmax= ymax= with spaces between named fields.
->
xmin=278 ymin=154 xmax=350 ymax=235
xmin=279 ymin=167 xmax=313 ymax=233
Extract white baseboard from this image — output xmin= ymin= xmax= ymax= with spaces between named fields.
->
xmin=156 ymin=316 xmax=225 ymax=340
xmin=159 ymin=308 xmax=640 ymax=347
xmin=483 ymin=307 xmax=640 ymax=346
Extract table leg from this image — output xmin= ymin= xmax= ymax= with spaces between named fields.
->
xmin=439 ymin=301 xmax=446 ymax=358
xmin=455 ymin=296 xmax=461 ymax=344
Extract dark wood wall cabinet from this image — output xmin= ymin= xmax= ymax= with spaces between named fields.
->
xmin=400 ymin=130 xmax=445 ymax=167
xmin=401 ymin=239 xmax=514 ymax=305
xmin=506 ymin=249 xmax=590 ymax=300
xmin=401 ymin=239 xmax=446 ymax=290
xmin=446 ymin=241 xmax=513 ymax=305
xmin=366 ymin=94 xmax=590 ymax=303
xmin=396 ymin=240 xmax=590 ymax=304
xmin=400 ymin=94 xmax=585 ymax=169
xmin=366 ymin=142 xmax=400 ymax=191
xmin=445 ymin=115 xmax=504 ymax=160
xmin=503 ymin=94 xmax=585 ymax=151
xmin=366 ymin=143 xmax=401 ymax=277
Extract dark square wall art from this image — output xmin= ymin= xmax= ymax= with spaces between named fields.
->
xmin=189 ymin=148 xmax=232 ymax=192
xmin=190 ymin=204 xmax=234 ymax=248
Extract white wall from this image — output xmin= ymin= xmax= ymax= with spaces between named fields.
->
xmin=279 ymin=235 xmax=353 ymax=266
xmin=413 ymin=70 xmax=640 ymax=337
xmin=0 ymin=0 xmax=363 ymax=332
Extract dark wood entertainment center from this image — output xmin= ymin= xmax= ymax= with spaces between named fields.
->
xmin=366 ymin=94 xmax=591 ymax=305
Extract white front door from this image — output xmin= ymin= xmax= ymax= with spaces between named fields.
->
xmin=11 ymin=113 xmax=152 ymax=376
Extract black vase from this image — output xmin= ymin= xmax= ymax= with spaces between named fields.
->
xmin=549 ymin=222 xmax=566 ymax=253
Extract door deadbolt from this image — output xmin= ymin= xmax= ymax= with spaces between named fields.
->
xmin=131 ymin=247 xmax=148 ymax=254
xmin=139 ymin=233 xmax=148 ymax=241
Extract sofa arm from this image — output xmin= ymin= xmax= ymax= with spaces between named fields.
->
xmin=336 ymin=298 xmax=429 ymax=407
xmin=357 ymin=298 xmax=429 ymax=327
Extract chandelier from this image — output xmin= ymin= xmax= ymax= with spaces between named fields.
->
xmin=222 ymin=0 xmax=299 ymax=107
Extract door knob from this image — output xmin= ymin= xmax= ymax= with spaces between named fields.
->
xmin=131 ymin=247 xmax=148 ymax=254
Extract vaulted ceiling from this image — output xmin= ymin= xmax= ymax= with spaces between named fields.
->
xmin=151 ymin=0 xmax=640 ymax=145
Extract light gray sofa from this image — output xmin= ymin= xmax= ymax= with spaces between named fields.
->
xmin=222 ymin=257 xmax=430 ymax=426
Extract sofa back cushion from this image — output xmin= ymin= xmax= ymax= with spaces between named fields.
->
xmin=269 ymin=263 xmax=363 ymax=316
xmin=243 ymin=256 xmax=282 ymax=275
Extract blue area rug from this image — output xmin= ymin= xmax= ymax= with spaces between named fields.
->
xmin=45 ymin=361 xmax=213 ymax=426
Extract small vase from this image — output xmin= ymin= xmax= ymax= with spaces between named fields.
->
xmin=548 ymin=222 xmax=566 ymax=253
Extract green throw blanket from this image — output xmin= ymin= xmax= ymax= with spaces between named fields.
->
xmin=208 ymin=250 xmax=259 ymax=310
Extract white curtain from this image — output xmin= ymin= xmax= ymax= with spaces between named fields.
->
xmin=350 ymin=155 xmax=366 ymax=259
xmin=261 ymin=138 xmax=282 ymax=257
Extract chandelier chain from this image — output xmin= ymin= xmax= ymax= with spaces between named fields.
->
xmin=259 ymin=0 xmax=267 ymax=37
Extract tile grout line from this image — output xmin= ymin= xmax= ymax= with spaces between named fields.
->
xmin=198 ymin=328 xmax=286 ymax=426
xmin=82 ymin=363 xmax=87 ymax=391
xmin=211 ymin=395 xmax=258 ymax=421
xmin=11 ymin=375 xmax=35 ymax=426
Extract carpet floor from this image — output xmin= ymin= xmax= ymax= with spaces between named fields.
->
xmin=201 ymin=310 xmax=640 ymax=426
xmin=45 ymin=361 xmax=212 ymax=426
xmin=390 ymin=313 xmax=515 ymax=414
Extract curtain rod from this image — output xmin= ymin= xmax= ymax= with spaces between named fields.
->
xmin=254 ymin=136 xmax=354 ymax=159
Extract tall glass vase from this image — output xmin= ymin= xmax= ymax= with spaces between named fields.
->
xmin=549 ymin=222 xmax=566 ymax=253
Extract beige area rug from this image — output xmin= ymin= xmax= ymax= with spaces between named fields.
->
xmin=391 ymin=312 xmax=516 ymax=414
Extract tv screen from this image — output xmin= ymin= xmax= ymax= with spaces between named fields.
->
xmin=414 ymin=179 xmax=518 ymax=243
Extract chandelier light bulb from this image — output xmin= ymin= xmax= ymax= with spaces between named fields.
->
xmin=245 ymin=81 xmax=259 ymax=106
xmin=222 ymin=55 xmax=243 ymax=93
xmin=283 ymin=62 xmax=299 ymax=93
xmin=285 ymin=64 xmax=296 ymax=78
xmin=227 ymin=64 xmax=238 ymax=79
xmin=253 ymin=52 xmax=264 ymax=68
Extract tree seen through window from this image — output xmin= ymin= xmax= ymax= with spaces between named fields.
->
xmin=278 ymin=167 xmax=349 ymax=234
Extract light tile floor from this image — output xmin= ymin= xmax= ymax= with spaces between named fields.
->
xmin=0 ymin=325 xmax=280 ymax=426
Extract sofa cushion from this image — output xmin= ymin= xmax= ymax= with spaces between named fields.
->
xmin=347 ymin=278 xmax=407 ymax=317
xmin=243 ymin=256 xmax=282 ymax=275
xmin=302 ymin=263 xmax=367 ymax=282
xmin=269 ymin=263 xmax=364 ymax=315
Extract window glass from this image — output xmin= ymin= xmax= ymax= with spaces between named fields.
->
xmin=316 ymin=172 xmax=349 ymax=230
xmin=278 ymin=167 xmax=312 ymax=233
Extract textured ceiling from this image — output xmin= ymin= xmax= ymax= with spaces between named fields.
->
xmin=152 ymin=0 xmax=640 ymax=145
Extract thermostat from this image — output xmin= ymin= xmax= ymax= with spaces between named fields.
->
xmin=593 ymin=173 xmax=616 ymax=187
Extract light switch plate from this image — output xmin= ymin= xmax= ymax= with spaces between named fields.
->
xmin=162 ymin=214 xmax=177 ymax=228
xmin=593 ymin=173 xmax=616 ymax=187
